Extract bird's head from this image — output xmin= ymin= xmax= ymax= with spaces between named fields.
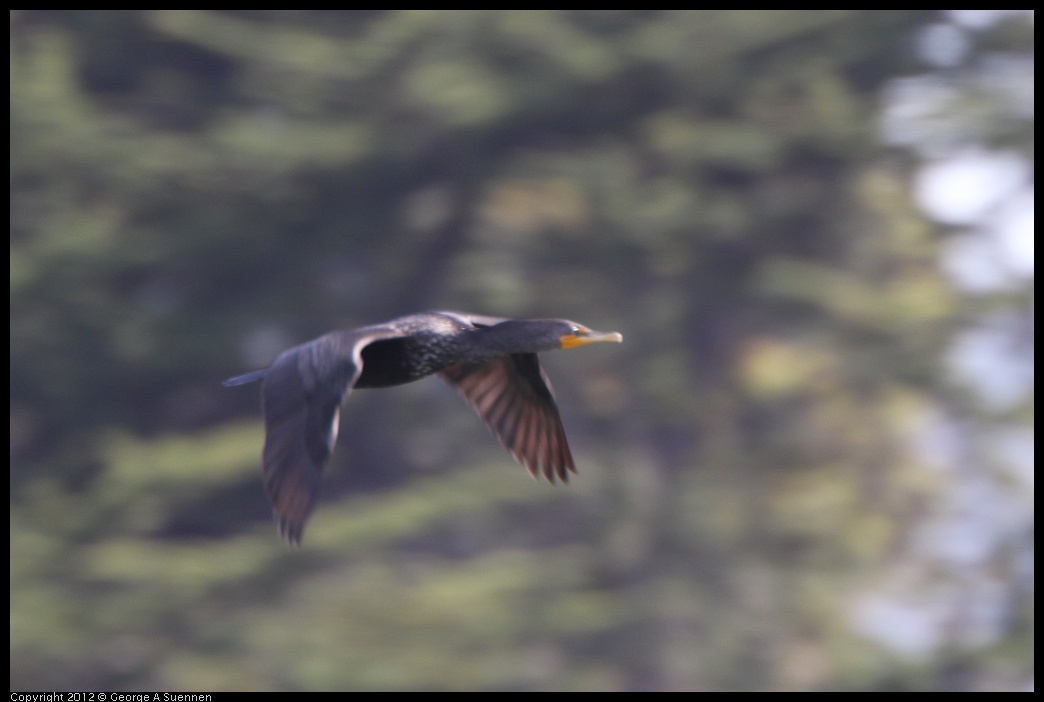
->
xmin=486 ymin=319 xmax=623 ymax=353
xmin=556 ymin=322 xmax=624 ymax=350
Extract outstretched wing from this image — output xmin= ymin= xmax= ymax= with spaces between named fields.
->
xmin=440 ymin=354 xmax=576 ymax=483
xmin=256 ymin=327 xmax=401 ymax=543
xmin=436 ymin=311 xmax=511 ymax=329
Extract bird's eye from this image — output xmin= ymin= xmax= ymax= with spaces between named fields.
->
xmin=571 ymin=326 xmax=582 ymax=335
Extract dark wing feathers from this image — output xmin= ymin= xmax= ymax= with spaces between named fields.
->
xmin=440 ymin=354 xmax=576 ymax=483
xmin=260 ymin=347 xmax=344 ymax=543
xmin=439 ymin=311 xmax=511 ymax=329
xmin=259 ymin=328 xmax=400 ymax=543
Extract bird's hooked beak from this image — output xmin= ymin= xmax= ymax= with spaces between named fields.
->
xmin=560 ymin=326 xmax=624 ymax=349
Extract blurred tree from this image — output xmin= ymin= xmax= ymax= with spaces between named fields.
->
xmin=10 ymin=10 xmax=1032 ymax=691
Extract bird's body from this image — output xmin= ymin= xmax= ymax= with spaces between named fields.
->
xmin=224 ymin=311 xmax=622 ymax=542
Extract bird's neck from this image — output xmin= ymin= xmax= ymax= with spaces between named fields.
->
xmin=474 ymin=321 xmax=548 ymax=356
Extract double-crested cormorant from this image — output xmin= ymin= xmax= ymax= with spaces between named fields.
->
xmin=224 ymin=311 xmax=623 ymax=542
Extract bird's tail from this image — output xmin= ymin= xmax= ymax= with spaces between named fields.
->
xmin=222 ymin=369 xmax=268 ymax=387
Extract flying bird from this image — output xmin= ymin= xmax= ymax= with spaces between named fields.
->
xmin=224 ymin=311 xmax=623 ymax=542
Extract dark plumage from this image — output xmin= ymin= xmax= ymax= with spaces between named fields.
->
xmin=224 ymin=311 xmax=623 ymax=542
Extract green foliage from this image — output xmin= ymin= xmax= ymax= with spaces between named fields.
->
xmin=10 ymin=10 xmax=1031 ymax=691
